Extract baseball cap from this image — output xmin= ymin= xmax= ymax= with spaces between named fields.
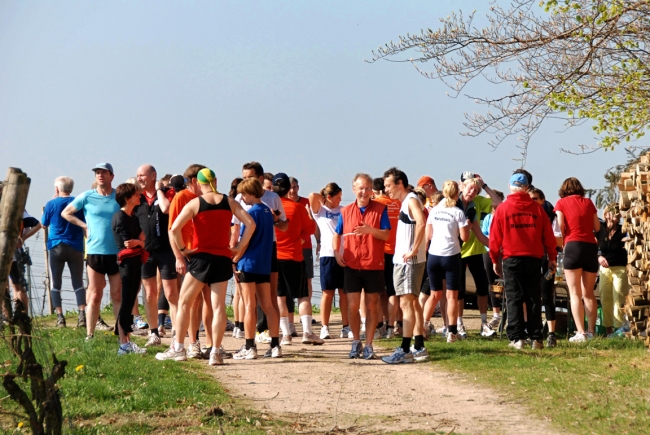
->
xmin=92 ymin=163 xmax=114 ymax=175
xmin=272 ymin=172 xmax=290 ymax=186
xmin=509 ymin=173 xmax=529 ymax=187
xmin=460 ymin=171 xmax=475 ymax=182
xmin=169 ymin=174 xmax=185 ymax=191
xmin=417 ymin=176 xmax=435 ymax=187
xmin=197 ymin=168 xmax=217 ymax=192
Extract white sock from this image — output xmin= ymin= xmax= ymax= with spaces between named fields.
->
xmin=280 ymin=317 xmax=290 ymax=337
xmin=457 ymin=317 xmax=464 ymax=326
xmin=174 ymin=342 xmax=184 ymax=352
xmin=210 ymin=347 xmax=218 ymax=355
xmin=493 ymin=312 xmax=501 ymax=319
xmin=301 ymin=315 xmax=313 ymax=335
xmin=481 ymin=313 xmax=487 ymax=324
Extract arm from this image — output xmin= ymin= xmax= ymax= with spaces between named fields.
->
xmin=273 ymin=199 xmax=288 ymax=232
xmin=22 ymin=222 xmax=42 ymax=242
xmin=308 ymin=192 xmax=323 ymax=215
xmin=476 ymin=176 xmax=502 ymax=207
xmin=62 ymin=203 xmax=88 ymax=237
xmin=354 ymin=223 xmax=389 ymax=241
xmin=332 ymin=233 xmax=345 ymax=267
xmin=231 ymin=199 xmax=256 ymax=252
xmin=470 ymin=219 xmax=489 ymax=247
xmin=170 ymin=198 xmax=199 ymax=255
xmin=556 ymin=211 xmax=566 ymax=241
xmin=157 ymin=189 xmax=170 ymax=214
xmin=403 ymin=198 xmax=426 ymax=262
xmin=459 ymin=224 xmax=471 ymax=242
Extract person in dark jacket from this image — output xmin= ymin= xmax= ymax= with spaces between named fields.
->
xmin=597 ymin=204 xmax=629 ymax=335
xmin=489 ymin=174 xmax=557 ymax=349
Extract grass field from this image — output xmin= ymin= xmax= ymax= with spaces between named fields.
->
xmin=396 ymin=331 xmax=650 ymax=435
xmin=0 ymin=310 xmax=283 ymax=434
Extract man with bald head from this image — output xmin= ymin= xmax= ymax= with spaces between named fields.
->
xmin=134 ymin=164 xmax=178 ymax=347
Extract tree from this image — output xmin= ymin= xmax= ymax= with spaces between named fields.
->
xmin=368 ymin=0 xmax=650 ymax=163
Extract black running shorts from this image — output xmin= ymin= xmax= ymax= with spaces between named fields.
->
xmin=343 ymin=268 xmax=385 ymax=294
xmin=563 ymin=241 xmax=599 ymax=273
xmin=277 ymin=259 xmax=308 ymax=299
xmin=188 ymin=253 xmax=233 ymax=285
xmin=141 ymin=250 xmax=178 ymax=280
xmin=86 ymin=254 xmax=119 ymax=276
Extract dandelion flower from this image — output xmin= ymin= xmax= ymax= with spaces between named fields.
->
xmin=75 ymin=365 xmax=84 ymax=372
xmin=18 ymin=422 xmax=24 ymax=428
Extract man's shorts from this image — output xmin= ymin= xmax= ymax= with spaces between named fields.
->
xmin=394 ymin=262 xmax=426 ymax=297
xmin=383 ymin=253 xmax=396 ymax=296
xmin=188 ymin=253 xmax=233 ymax=285
xmin=86 ymin=254 xmax=119 ymax=276
xmin=238 ymin=271 xmax=271 ymax=284
xmin=141 ymin=250 xmax=178 ymax=280
xmin=271 ymin=242 xmax=278 ymax=273
xmin=277 ymin=259 xmax=308 ymax=299
xmin=343 ymin=268 xmax=385 ymax=294
xmin=303 ymin=248 xmax=314 ymax=279
xmin=320 ymin=257 xmax=344 ymax=290
xmin=9 ymin=261 xmax=25 ymax=288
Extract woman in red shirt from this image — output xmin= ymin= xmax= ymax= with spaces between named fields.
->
xmin=554 ymin=177 xmax=600 ymax=343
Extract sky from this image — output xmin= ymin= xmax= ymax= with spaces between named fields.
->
xmin=1 ymin=0 xmax=641 ymax=216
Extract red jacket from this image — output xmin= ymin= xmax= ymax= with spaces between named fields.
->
xmin=489 ymin=192 xmax=557 ymax=263
xmin=341 ymin=200 xmax=386 ymax=270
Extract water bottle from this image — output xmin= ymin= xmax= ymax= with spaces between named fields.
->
xmin=555 ymin=252 xmax=564 ymax=282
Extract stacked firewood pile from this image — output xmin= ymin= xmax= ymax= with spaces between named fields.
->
xmin=617 ymin=153 xmax=650 ymax=346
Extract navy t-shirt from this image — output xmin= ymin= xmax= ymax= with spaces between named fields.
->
xmin=237 ymin=203 xmax=275 ymax=275
xmin=42 ymin=197 xmax=85 ymax=252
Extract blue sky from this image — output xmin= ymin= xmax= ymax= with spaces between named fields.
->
xmin=1 ymin=0 xmax=637 ymax=215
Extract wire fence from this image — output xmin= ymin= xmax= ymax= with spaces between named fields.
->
xmin=22 ymin=232 xmax=338 ymax=317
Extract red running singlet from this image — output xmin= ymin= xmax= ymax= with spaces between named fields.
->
xmin=192 ymin=195 xmax=233 ymax=257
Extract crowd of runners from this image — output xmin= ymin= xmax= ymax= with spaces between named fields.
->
xmin=3 ymin=160 xmax=630 ymax=364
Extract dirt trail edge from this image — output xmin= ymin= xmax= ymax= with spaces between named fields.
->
xmin=200 ymin=314 xmax=560 ymax=435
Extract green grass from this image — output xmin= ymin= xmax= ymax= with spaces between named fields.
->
xmin=388 ymin=332 xmax=650 ymax=435
xmin=0 ymin=313 xmax=284 ymax=434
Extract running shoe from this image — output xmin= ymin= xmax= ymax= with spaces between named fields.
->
xmin=381 ymin=347 xmax=414 ymax=364
xmin=547 ymin=334 xmax=557 ymax=348
xmin=487 ymin=316 xmax=501 ymax=330
xmin=433 ymin=305 xmax=442 ymax=317
xmin=446 ymin=332 xmax=457 ymax=343
xmin=214 ymin=345 xmax=233 ymax=360
xmin=457 ymin=324 xmax=467 ymax=340
xmin=232 ymin=326 xmax=240 ymax=337
xmin=134 ymin=315 xmax=148 ymax=330
xmin=290 ymin=324 xmax=298 ymax=338
xmin=85 ymin=334 xmax=94 ymax=342
xmin=569 ymin=333 xmax=587 ymax=343
xmin=349 ymin=341 xmax=362 ymax=359
xmin=376 ymin=324 xmax=387 ymax=339
xmin=263 ymin=347 xmax=273 ymax=358
xmin=164 ymin=316 xmax=173 ymax=329
xmin=156 ymin=347 xmax=187 ymax=361
xmin=320 ymin=325 xmax=331 ymax=340
xmin=187 ymin=342 xmax=202 ymax=359
xmin=145 ymin=333 xmax=162 ymax=347
xmin=77 ymin=312 xmax=87 ymax=328
xmin=436 ymin=325 xmax=448 ymax=336
xmin=209 ymin=352 xmax=224 ymax=366
xmin=531 ymin=340 xmax=544 ymax=350
xmin=131 ymin=325 xmax=149 ymax=337
xmin=585 ymin=332 xmax=595 ymax=341
xmin=225 ymin=319 xmax=235 ymax=332
xmin=302 ymin=332 xmax=324 ymax=345
xmin=233 ymin=346 xmax=258 ymax=360
xmin=382 ymin=327 xmax=395 ymax=339
xmin=256 ymin=330 xmax=272 ymax=344
xmin=410 ymin=346 xmax=430 ymax=362
xmin=118 ymin=342 xmax=147 ymax=356
xmin=340 ymin=326 xmax=352 ymax=338
xmin=95 ymin=317 xmax=114 ymax=332
xmin=423 ymin=321 xmax=435 ymax=339
xmin=235 ymin=329 xmax=245 ymax=339
xmin=271 ymin=345 xmax=282 ymax=358
xmin=281 ymin=335 xmax=292 ymax=346
xmin=394 ymin=324 xmax=403 ymax=337
xmin=508 ymin=339 xmax=525 ymax=350
xmin=56 ymin=315 xmax=66 ymax=328
xmin=362 ymin=344 xmax=377 ymax=360
xmin=607 ymin=321 xmax=630 ymax=338
xmin=481 ymin=323 xmax=496 ymax=337
xmin=199 ymin=322 xmax=205 ymax=332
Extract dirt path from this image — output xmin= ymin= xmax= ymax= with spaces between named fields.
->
xmin=168 ymin=313 xmax=560 ymax=434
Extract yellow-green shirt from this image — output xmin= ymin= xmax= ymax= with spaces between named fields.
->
xmin=458 ymin=195 xmax=492 ymax=258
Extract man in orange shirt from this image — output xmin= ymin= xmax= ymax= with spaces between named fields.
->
xmin=168 ymin=164 xmax=213 ymax=359
xmin=273 ymin=173 xmax=322 ymax=345
xmin=288 ymin=177 xmax=316 ymax=302
xmin=372 ymin=177 xmax=401 ymax=339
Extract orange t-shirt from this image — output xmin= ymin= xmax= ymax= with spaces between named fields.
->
xmin=168 ymin=189 xmax=197 ymax=250
xmin=374 ymin=195 xmax=401 ymax=255
xmin=296 ymin=196 xmax=315 ymax=248
xmin=276 ymin=197 xmax=312 ymax=261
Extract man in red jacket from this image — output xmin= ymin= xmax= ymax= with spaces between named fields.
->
xmin=333 ymin=173 xmax=390 ymax=359
xmin=489 ymin=173 xmax=557 ymax=349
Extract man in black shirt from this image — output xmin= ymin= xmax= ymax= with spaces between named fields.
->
xmin=135 ymin=164 xmax=178 ymax=347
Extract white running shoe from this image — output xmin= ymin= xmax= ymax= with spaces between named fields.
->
xmin=255 ymin=330 xmax=272 ymax=344
xmin=487 ymin=316 xmax=501 ymax=330
xmin=187 ymin=342 xmax=202 ymax=359
xmin=155 ymin=347 xmax=187 ymax=361
xmin=281 ymin=335 xmax=292 ymax=346
xmin=271 ymin=345 xmax=282 ymax=358
xmin=118 ymin=342 xmax=147 ymax=356
xmin=302 ymin=332 xmax=324 ymax=345
xmin=340 ymin=326 xmax=352 ymax=338
xmin=232 ymin=326 xmax=240 ymax=337
xmin=235 ymin=329 xmax=245 ymax=339
xmin=569 ymin=332 xmax=587 ymax=343
xmin=457 ymin=324 xmax=467 ymax=340
xmin=446 ymin=332 xmax=457 ymax=343
xmin=209 ymin=352 xmax=224 ymax=366
xmin=320 ymin=326 xmax=331 ymax=340
xmin=436 ymin=325 xmax=448 ymax=336
xmin=509 ymin=339 xmax=525 ymax=350
xmin=382 ymin=327 xmax=395 ymax=339
xmin=233 ymin=346 xmax=258 ymax=360
xmin=145 ymin=333 xmax=162 ymax=347
xmin=481 ymin=323 xmax=496 ymax=337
